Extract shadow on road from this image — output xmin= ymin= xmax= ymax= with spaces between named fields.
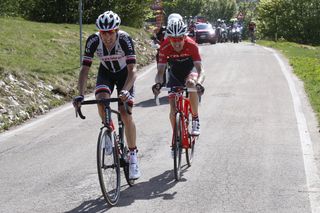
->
xmin=64 ymin=196 xmax=109 ymax=213
xmin=134 ymin=96 xmax=168 ymax=108
xmin=65 ymin=167 xmax=191 ymax=212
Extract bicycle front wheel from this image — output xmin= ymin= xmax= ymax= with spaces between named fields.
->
xmin=186 ymin=112 xmax=195 ymax=166
xmin=97 ymin=129 xmax=121 ymax=206
xmin=173 ymin=113 xmax=183 ymax=181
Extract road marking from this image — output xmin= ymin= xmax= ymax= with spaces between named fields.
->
xmin=264 ymin=47 xmax=320 ymax=213
xmin=0 ymin=104 xmax=73 ymax=141
xmin=137 ymin=64 xmax=156 ymax=80
xmin=0 ymin=64 xmax=157 ymax=142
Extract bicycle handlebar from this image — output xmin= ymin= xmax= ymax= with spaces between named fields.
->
xmin=160 ymin=87 xmax=198 ymax=92
xmin=76 ymin=98 xmax=131 ymax=119
xmin=154 ymin=87 xmax=198 ymax=106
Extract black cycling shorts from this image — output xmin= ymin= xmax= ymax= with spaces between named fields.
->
xmin=95 ymin=64 xmax=135 ymax=106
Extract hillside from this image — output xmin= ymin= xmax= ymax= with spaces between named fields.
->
xmin=0 ymin=17 xmax=156 ymax=132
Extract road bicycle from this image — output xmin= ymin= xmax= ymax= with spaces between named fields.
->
xmin=156 ymin=86 xmax=198 ymax=181
xmin=76 ymin=98 xmax=134 ymax=206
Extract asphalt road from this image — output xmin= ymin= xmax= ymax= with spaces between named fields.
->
xmin=1 ymin=42 xmax=320 ymax=213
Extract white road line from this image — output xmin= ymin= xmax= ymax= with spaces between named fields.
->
xmin=137 ymin=64 xmax=156 ymax=80
xmin=0 ymin=104 xmax=73 ymax=141
xmin=0 ymin=64 xmax=157 ymax=141
xmin=264 ymin=47 xmax=320 ymax=213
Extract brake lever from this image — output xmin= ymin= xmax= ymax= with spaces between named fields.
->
xmin=76 ymin=106 xmax=86 ymax=119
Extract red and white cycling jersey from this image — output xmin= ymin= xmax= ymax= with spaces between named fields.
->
xmin=158 ymin=36 xmax=201 ymax=80
xmin=82 ymin=30 xmax=136 ymax=72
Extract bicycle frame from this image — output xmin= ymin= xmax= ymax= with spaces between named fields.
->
xmin=172 ymin=88 xmax=193 ymax=149
xmin=77 ymin=98 xmax=126 ymax=142
xmin=103 ymin=103 xmax=126 ymax=157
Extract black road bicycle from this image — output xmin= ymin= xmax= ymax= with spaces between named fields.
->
xmin=76 ymin=98 xmax=134 ymax=206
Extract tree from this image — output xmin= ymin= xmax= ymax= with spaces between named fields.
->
xmin=162 ymin=0 xmax=205 ymax=21
xmin=257 ymin=0 xmax=320 ymax=44
xmin=0 ymin=0 xmax=20 ymax=17
xmin=114 ymin=0 xmax=153 ymax=28
xmin=3 ymin=0 xmax=153 ymax=28
xmin=201 ymin=0 xmax=237 ymax=23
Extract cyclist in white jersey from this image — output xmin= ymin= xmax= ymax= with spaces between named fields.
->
xmin=73 ymin=11 xmax=140 ymax=180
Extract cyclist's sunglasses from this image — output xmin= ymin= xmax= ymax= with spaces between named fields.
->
xmin=100 ymin=29 xmax=117 ymax=35
xmin=169 ymin=36 xmax=185 ymax=42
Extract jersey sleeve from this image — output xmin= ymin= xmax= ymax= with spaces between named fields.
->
xmin=119 ymin=34 xmax=136 ymax=65
xmin=158 ymin=39 xmax=170 ymax=65
xmin=190 ymin=43 xmax=201 ymax=63
xmin=82 ymin=34 xmax=99 ymax=67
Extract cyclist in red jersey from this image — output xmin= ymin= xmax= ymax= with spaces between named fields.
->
xmin=153 ymin=18 xmax=205 ymax=136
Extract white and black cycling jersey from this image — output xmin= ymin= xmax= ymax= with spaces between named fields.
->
xmin=82 ymin=30 xmax=136 ymax=72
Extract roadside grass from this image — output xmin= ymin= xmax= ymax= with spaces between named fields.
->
xmin=0 ymin=17 xmax=151 ymax=76
xmin=0 ymin=17 xmax=155 ymax=132
xmin=259 ymin=40 xmax=320 ymax=125
xmin=0 ymin=17 xmax=154 ymax=93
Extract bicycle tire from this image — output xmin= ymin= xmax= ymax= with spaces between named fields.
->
xmin=122 ymin=146 xmax=135 ymax=186
xmin=186 ymin=112 xmax=195 ymax=166
xmin=173 ymin=113 xmax=183 ymax=181
xmin=97 ymin=129 xmax=121 ymax=206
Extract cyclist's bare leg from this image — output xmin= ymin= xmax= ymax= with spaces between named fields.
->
xmin=96 ymin=93 xmax=111 ymax=124
xmin=186 ymin=73 xmax=199 ymax=117
xmin=119 ymin=106 xmax=136 ymax=149
xmin=189 ymin=92 xmax=199 ymax=116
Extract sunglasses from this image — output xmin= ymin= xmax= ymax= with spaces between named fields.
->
xmin=169 ymin=36 xmax=185 ymax=42
xmin=100 ymin=29 xmax=117 ymax=35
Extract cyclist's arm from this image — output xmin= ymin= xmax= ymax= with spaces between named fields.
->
xmin=155 ymin=64 xmax=166 ymax=84
xmin=122 ymin=63 xmax=137 ymax=91
xmin=78 ymin=65 xmax=90 ymax=96
xmin=119 ymin=33 xmax=137 ymax=92
xmin=191 ymin=43 xmax=205 ymax=85
xmin=194 ymin=62 xmax=205 ymax=85
xmin=77 ymin=34 xmax=99 ymax=96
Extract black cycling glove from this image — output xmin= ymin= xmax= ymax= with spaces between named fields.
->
xmin=196 ymin=84 xmax=205 ymax=96
xmin=152 ymin=83 xmax=162 ymax=95
xmin=73 ymin=95 xmax=84 ymax=107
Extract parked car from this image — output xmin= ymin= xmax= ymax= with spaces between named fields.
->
xmin=194 ymin=23 xmax=217 ymax=44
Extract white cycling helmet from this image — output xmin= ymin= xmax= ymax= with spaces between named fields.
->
xmin=167 ymin=13 xmax=183 ymax=23
xmin=166 ymin=19 xmax=187 ymax=37
xmin=96 ymin=11 xmax=121 ymax=31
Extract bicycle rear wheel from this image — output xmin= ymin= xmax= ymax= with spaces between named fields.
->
xmin=173 ymin=113 xmax=183 ymax=181
xmin=186 ymin=113 xmax=195 ymax=166
xmin=97 ymin=129 xmax=121 ymax=206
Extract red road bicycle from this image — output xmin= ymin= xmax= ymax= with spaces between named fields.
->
xmin=157 ymin=86 xmax=198 ymax=181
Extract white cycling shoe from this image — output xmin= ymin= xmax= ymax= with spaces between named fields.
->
xmin=129 ymin=150 xmax=141 ymax=180
xmin=191 ymin=119 xmax=200 ymax=136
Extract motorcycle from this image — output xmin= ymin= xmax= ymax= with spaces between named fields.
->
xmin=215 ymin=26 xmax=222 ymax=43
xmin=248 ymin=30 xmax=256 ymax=43
xmin=220 ymin=28 xmax=228 ymax=43
xmin=231 ymin=27 xmax=241 ymax=43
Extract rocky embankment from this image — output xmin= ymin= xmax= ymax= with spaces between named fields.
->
xmin=0 ymin=37 xmax=156 ymax=132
